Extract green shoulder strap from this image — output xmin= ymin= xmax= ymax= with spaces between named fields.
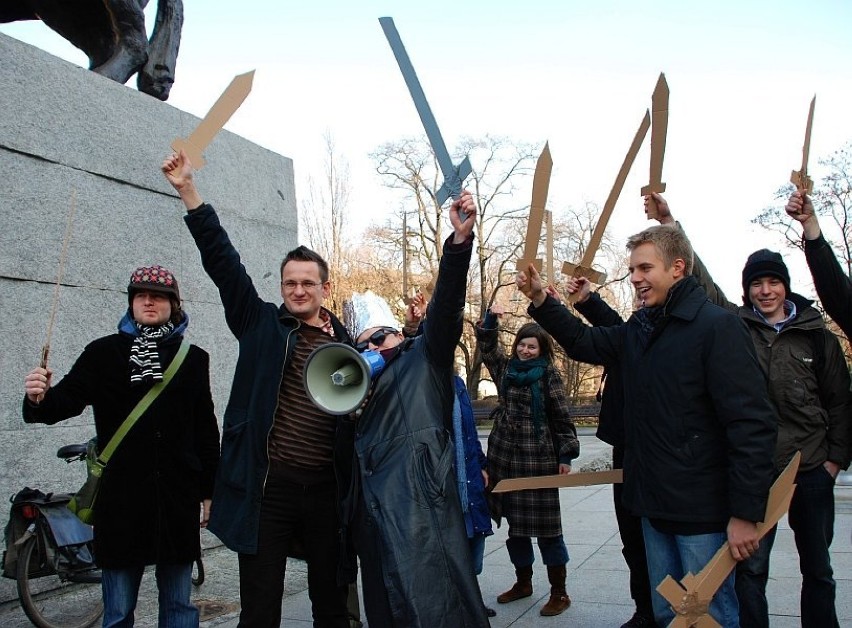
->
xmin=97 ymin=339 xmax=191 ymax=465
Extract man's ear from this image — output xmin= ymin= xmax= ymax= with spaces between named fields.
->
xmin=671 ymin=258 xmax=686 ymax=278
xmin=322 ymin=280 xmax=332 ymax=299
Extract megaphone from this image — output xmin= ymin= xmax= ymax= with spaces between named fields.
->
xmin=303 ymin=343 xmax=386 ymax=415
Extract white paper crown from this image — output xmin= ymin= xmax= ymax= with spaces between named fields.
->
xmin=344 ymin=291 xmax=400 ymax=341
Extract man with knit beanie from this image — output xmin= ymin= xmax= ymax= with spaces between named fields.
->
xmin=23 ymin=264 xmax=220 ymax=626
xmin=651 ymin=192 xmax=851 ymax=628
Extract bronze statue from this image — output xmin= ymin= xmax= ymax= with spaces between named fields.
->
xmin=1 ymin=0 xmax=183 ymax=101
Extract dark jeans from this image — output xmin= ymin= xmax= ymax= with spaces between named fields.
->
xmin=237 ymin=475 xmax=349 ymax=628
xmin=505 ymin=534 xmax=568 ymax=567
xmin=736 ymin=464 xmax=838 ymax=628
xmin=613 ymin=445 xmax=654 ymax=619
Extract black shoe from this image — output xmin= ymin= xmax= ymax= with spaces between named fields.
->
xmin=485 ymin=606 xmax=497 ymax=617
xmin=621 ymin=611 xmax=655 ymax=627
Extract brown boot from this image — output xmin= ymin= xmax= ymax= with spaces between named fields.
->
xmin=540 ymin=565 xmax=571 ymax=616
xmin=496 ymin=565 xmax=533 ymax=603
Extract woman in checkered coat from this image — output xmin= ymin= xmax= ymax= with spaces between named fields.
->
xmin=476 ymin=305 xmax=579 ymax=617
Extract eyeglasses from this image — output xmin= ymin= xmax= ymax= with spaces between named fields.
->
xmin=355 ymin=327 xmax=398 ymax=353
xmin=281 ymin=280 xmax=323 ymax=292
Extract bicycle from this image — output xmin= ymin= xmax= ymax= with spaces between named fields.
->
xmin=3 ymin=443 xmax=204 ymax=628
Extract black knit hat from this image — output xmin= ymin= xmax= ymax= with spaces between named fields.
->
xmin=127 ymin=264 xmax=180 ymax=305
xmin=741 ymin=249 xmax=790 ymax=301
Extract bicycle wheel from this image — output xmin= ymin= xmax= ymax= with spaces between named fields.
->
xmin=16 ymin=536 xmax=103 ymax=628
xmin=192 ymin=556 xmax=205 ymax=587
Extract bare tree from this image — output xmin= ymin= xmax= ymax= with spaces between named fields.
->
xmin=300 ymin=131 xmax=352 ymax=312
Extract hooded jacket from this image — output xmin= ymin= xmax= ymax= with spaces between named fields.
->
xmin=692 ymin=252 xmax=852 ymax=472
xmin=183 ymin=205 xmax=355 ymax=580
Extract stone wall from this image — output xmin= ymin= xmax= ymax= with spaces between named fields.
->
xmin=0 ymin=32 xmax=297 ymax=602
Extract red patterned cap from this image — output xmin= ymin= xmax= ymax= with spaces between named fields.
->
xmin=127 ymin=265 xmax=180 ymax=301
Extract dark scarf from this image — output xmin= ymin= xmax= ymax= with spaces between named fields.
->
xmin=502 ymin=357 xmax=549 ymax=437
xmin=633 ymin=278 xmax=691 ymax=350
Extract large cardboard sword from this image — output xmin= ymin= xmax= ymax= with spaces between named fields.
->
xmin=517 ymin=143 xmax=553 ymax=272
xmin=790 ymin=96 xmax=816 ymax=194
xmin=379 ymin=17 xmax=471 ymax=206
xmin=656 ymin=452 xmax=800 ymax=627
xmin=641 ymin=73 xmax=669 ymax=220
xmin=562 ymin=110 xmax=650 ymax=299
xmin=171 ymin=70 xmax=255 ymax=169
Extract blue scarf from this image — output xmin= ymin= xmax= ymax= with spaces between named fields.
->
xmin=502 ymin=356 xmax=549 ymax=437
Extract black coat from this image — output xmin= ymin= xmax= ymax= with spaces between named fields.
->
xmin=349 ymin=236 xmax=489 ymax=627
xmin=529 ymin=277 xmax=778 ymax=525
xmin=804 ymin=232 xmax=852 ymax=338
xmin=184 ymin=205 xmax=355 ymax=577
xmin=23 ymin=330 xmax=220 ymax=568
xmin=574 ymin=292 xmax=625 ymax=448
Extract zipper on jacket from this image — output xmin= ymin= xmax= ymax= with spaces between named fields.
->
xmin=262 ymin=319 xmax=300 ymax=496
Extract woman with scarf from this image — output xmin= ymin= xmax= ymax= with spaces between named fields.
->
xmin=23 ymin=264 xmax=220 ymax=627
xmin=476 ymin=304 xmax=579 ymax=617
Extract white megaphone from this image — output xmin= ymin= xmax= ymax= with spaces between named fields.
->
xmin=303 ymin=343 xmax=386 ymax=415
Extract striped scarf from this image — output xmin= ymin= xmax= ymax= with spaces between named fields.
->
xmin=129 ymin=322 xmax=174 ymax=385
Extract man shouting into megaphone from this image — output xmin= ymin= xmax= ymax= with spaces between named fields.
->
xmin=343 ymin=190 xmax=491 ymax=627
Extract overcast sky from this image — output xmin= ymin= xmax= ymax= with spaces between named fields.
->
xmin=4 ymin=0 xmax=851 ymax=300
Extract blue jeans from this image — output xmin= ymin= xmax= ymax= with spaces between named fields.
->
xmin=101 ymin=563 xmax=197 ymax=628
xmin=505 ymin=535 xmax=568 ymax=567
xmin=737 ymin=465 xmax=838 ymax=628
xmin=641 ymin=519 xmax=739 ymax=627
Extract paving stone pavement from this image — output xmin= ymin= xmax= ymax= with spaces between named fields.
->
xmin=1 ymin=430 xmax=850 ymax=627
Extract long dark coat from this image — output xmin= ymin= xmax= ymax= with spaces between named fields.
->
xmin=348 ymin=236 xmax=489 ymax=628
xmin=23 ymin=324 xmax=220 ymax=568
xmin=476 ymin=324 xmax=579 ymax=537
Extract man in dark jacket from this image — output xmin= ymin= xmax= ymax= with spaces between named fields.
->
xmin=786 ymin=190 xmax=852 ymax=338
xmin=517 ymin=224 xmax=778 ymax=627
xmin=162 ymin=150 xmax=353 ymax=628
xmin=653 ymin=194 xmax=852 ymax=628
xmin=346 ymin=191 xmax=490 ymax=627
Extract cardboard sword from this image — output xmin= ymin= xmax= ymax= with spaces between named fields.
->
xmin=656 ymin=452 xmax=800 ymax=628
xmin=379 ymin=17 xmax=472 ymax=206
xmin=171 ymin=70 xmax=255 ymax=169
xmin=640 ymin=73 xmax=669 ymax=220
xmin=492 ymin=468 xmax=623 ymax=493
xmin=562 ymin=110 xmax=651 ymax=300
xmin=517 ymin=143 xmax=553 ymax=272
xmin=40 ymin=189 xmax=77 ymax=369
xmin=790 ymin=96 xmax=816 ymax=195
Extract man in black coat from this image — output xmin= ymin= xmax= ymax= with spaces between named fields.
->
xmin=517 ymin=224 xmax=778 ymax=627
xmin=162 ymin=150 xmax=354 ymax=628
xmin=786 ymin=190 xmax=852 ymax=338
xmin=346 ymin=191 xmax=490 ymax=627
xmin=23 ymin=264 xmax=220 ymax=626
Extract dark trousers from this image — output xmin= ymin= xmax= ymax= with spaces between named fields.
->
xmin=613 ymin=445 xmax=654 ymax=619
xmin=237 ymin=475 xmax=349 ymax=628
xmin=736 ymin=465 xmax=838 ymax=628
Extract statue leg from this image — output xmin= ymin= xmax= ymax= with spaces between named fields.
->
xmin=91 ymin=0 xmax=148 ymax=86
xmin=137 ymin=0 xmax=183 ymax=100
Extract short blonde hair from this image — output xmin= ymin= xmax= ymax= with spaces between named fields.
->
xmin=626 ymin=225 xmax=694 ymax=274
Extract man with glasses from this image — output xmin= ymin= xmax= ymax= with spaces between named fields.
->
xmin=343 ymin=191 xmax=490 ymax=627
xmin=162 ymin=150 xmax=355 ymax=628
